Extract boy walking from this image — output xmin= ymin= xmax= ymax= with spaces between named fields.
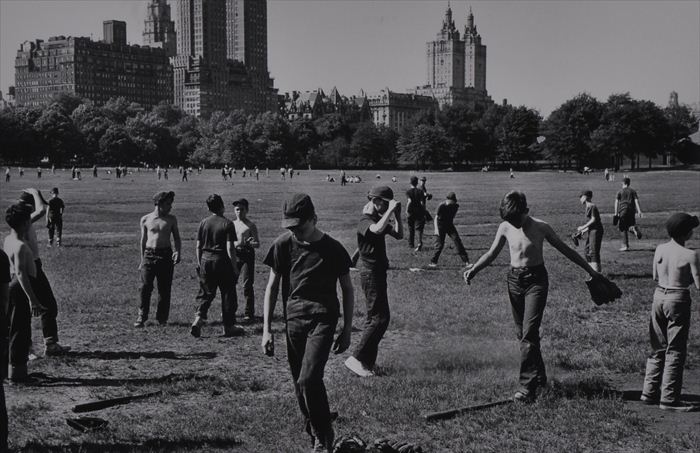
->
xmin=429 ymin=192 xmax=471 ymax=268
xmin=574 ymin=190 xmax=603 ymax=272
xmin=406 ymin=176 xmax=426 ymax=251
xmin=464 ymin=191 xmax=601 ymax=401
xmin=46 ymin=187 xmax=65 ymax=247
xmin=191 ymin=194 xmax=242 ymax=338
xmin=261 ymin=193 xmax=354 ymax=452
xmin=232 ymin=198 xmax=260 ymax=321
xmin=134 ymin=191 xmax=181 ymax=327
xmin=614 ymin=177 xmax=643 ymax=251
xmin=345 ymin=186 xmax=403 ymax=377
xmin=640 ymin=213 xmax=700 ymax=412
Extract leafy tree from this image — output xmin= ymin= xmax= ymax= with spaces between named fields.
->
xmin=664 ymin=103 xmax=699 ymax=163
xmin=126 ymin=112 xmax=178 ymax=165
xmin=397 ymin=124 xmax=450 ymax=169
xmin=0 ymin=107 xmax=44 ymax=164
xmin=98 ymin=124 xmax=138 ymax=164
xmin=34 ymin=105 xmax=85 ymax=165
xmin=438 ymin=105 xmax=489 ymax=167
xmin=102 ymin=97 xmax=142 ymax=124
xmin=350 ymin=122 xmax=387 ymax=167
xmin=72 ymin=103 xmax=113 ymax=163
xmin=495 ymin=105 xmax=541 ymax=164
xmin=51 ymin=92 xmax=85 ymax=116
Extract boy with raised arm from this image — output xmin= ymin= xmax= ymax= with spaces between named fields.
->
xmin=345 ymin=186 xmax=403 ymax=378
xmin=232 ymin=198 xmax=260 ymax=322
xmin=464 ymin=191 xmax=601 ymax=402
xmin=640 ymin=213 xmax=700 ymax=412
xmin=261 ymin=193 xmax=354 ymax=452
xmin=134 ymin=191 xmax=181 ymax=327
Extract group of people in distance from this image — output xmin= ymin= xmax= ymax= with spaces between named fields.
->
xmin=1 ymin=171 xmax=699 ymax=452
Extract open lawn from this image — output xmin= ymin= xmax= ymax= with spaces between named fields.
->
xmin=2 ymin=168 xmax=700 ymax=452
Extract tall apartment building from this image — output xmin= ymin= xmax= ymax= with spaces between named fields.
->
xmin=14 ymin=21 xmax=172 ymax=108
xmin=143 ymin=0 xmax=177 ymax=57
xmin=414 ymin=5 xmax=492 ymax=109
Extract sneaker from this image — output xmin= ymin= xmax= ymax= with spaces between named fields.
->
xmin=634 ymin=228 xmax=642 ymax=240
xmin=242 ymin=315 xmax=254 ymax=324
xmin=640 ymin=394 xmax=659 ymax=405
xmin=133 ymin=320 xmax=145 ymax=328
xmin=344 ymin=356 xmax=375 ymax=377
xmin=190 ymin=316 xmax=204 ymax=337
xmin=513 ymin=389 xmax=535 ymax=403
xmin=223 ymin=325 xmax=245 ymax=337
xmin=619 ymin=246 xmax=629 ymax=252
xmin=414 ymin=245 xmax=422 ymax=252
xmin=428 ymin=262 xmax=438 ymax=268
xmin=659 ymin=401 xmax=700 ymax=412
xmin=44 ymin=343 xmax=71 ymax=356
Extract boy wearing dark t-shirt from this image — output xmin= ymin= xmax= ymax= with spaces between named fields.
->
xmin=346 ymin=186 xmax=403 ymax=378
xmin=190 ymin=194 xmax=241 ymax=338
xmin=614 ymin=177 xmax=643 ymax=251
xmin=47 ymin=188 xmax=64 ymax=247
xmin=429 ymin=192 xmax=471 ymax=267
xmin=575 ymin=190 xmax=604 ymax=272
xmin=406 ymin=176 xmax=426 ymax=251
xmin=262 ymin=193 xmax=354 ymax=452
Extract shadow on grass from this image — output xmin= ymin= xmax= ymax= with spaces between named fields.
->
xmin=63 ymin=351 xmax=217 ymax=360
xmin=620 ymin=390 xmax=700 ymax=403
xmin=60 ymin=244 xmax=123 ymax=249
xmin=607 ymin=272 xmax=653 ymax=279
xmin=17 ymin=437 xmax=242 ymax=452
xmin=24 ymin=372 xmax=222 ymax=388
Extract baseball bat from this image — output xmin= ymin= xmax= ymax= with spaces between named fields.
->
xmin=72 ymin=390 xmax=162 ymax=413
xmin=424 ymin=398 xmax=513 ymax=422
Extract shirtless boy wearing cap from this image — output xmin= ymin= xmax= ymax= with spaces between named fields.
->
xmin=640 ymin=213 xmax=700 ymax=412
xmin=134 ymin=191 xmax=181 ymax=327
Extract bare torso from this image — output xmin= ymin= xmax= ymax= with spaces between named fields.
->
xmin=654 ymin=241 xmax=699 ymax=289
xmin=26 ymin=224 xmax=39 ymax=259
xmin=3 ymin=235 xmax=37 ymax=278
xmin=141 ymin=212 xmax=176 ymax=249
xmin=503 ymin=217 xmax=547 ymax=267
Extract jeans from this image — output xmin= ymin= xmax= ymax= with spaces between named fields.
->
xmin=8 ymin=277 xmax=31 ymax=367
xmin=431 ymin=224 xmax=469 ymax=264
xmin=407 ymin=214 xmax=425 ymax=248
xmin=286 ymin=314 xmax=337 ymax=445
xmin=235 ymin=249 xmax=255 ymax=317
xmin=140 ymin=248 xmax=174 ymax=323
xmin=642 ymin=287 xmax=691 ymax=404
xmin=353 ymin=270 xmax=390 ymax=368
xmin=33 ymin=259 xmax=59 ymax=344
xmin=195 ymin=254 xmax=237 ymax=327
xmin=507 ymin=265 xmax=549 ymax=392
xmin=47 ymin=217 xmax=63 ymax=245
xmin=585 ymin=228 xmax=603 ymax=263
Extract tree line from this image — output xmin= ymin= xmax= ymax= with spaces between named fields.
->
xmin=0 ymin=92 xmax=697 ymax=169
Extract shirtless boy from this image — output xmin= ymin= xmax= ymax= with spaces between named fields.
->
xmin=134 ymin=191 xmax=181 ymax=327
xmin=464 ymin=191 xmax=601 ymax=401
xmin=640 ymin=213 xmax=700 ymax=412
xmin=232 ymin=198 xmax=260 ymax=321
xmin=3 ymin=204 xmax=41 ymax=381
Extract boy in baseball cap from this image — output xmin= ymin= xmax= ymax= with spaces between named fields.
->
xmin=640 ymin=213 xmax=700 ymax=412
xmin=429 ymin=192 xmax=471 ymax=268
xmin=262 ymin=193 xmax=355 ymax=452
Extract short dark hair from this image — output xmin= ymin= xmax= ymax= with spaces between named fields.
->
xmin=6 ymin=203 xmax=32 ymax=230
xmin=206 ymin=194 xmax=224 ymax=212
xmin=51 ymin=187 xmax=59 ymax=195
xmin=623 ymin=177 xmax=631 ymax=186
xmin=153 ymin=191 xmax=175 ymax=206
xmin=499 ymin=191 xmax=528 ymax=223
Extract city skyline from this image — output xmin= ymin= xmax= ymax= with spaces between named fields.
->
xmin=1 ymin=0 xmax=698 ymax=116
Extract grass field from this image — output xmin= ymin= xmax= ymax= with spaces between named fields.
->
xmin=2 ymin=168 xmax=700 ymax=452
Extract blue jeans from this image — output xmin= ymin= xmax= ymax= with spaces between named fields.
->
xmin=431 ymin=224 xmax=469 ymax=264
xmin=642 ymin=287 xmax=691 ymax=404
xmin=140 ymin=248 xmax=174 ymax=323
xmin=585 ymin=228 xmax=603 ymax=263
xmin=353 ymin=270 xmax=390 ymax=368
xmin=407 ymin=214 xmax=425 ymax=248
xmin=286 ymin=314 xmax=337 ymax=445
xmin=8 ymin=277 xmax=31 ymax=367
xmin=235 ymin=249 xmax=255 ymax=317
xmin=507 ymin=265 xmax=549 ymax=392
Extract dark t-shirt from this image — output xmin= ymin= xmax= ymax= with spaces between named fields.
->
xmin=357 ymin=212 xmax=391 ymax=271
xmin=197 ymin=215 xmax=237 ymax=255
xmin=585 ymin=203 xmax=603 ymax=230
xmin=616 ymin=188 xmax=638 ymax=215
xmin=0 ymin=249 xmax=10 ymax=284
xmin=0 ymin=249 xmax=8 ymax=373
xmin=48 ymin=197 xmax=64 ymax=219
xmin=406 ymin=187 xmax=426 ymax=215
xmin=436 ymin=202 xmax=459 ymax=226
xmin=263 ymin=232 xmax=351 ymax=319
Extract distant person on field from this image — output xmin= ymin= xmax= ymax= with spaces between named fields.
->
xmin=5 ymin=167 xmax=10 ymax=183
xmin=280 ymin=167 xmax=286 ymax=180
xmin=640 ymin=213 xmax=700 ymax=412
xmin=191 ymin=194 xmax=242 ymax=338
xmin=134 ymin=191 xmax=181 ymax=328
xmin=36 ymin=167 xmax=42 ymax=179
xmin=1 ymin=247 xmax=11 ymax=449
xmin=182 ymin=167 xmax=188 ymax=182
xmin=93 ymin=165 xmax=98 ymax=178
xmin=255 ymin=166 xmax=259 ymax=181
xmin=614 ymin=177 xmax=643 ymax=251
xmin=418 ymin=176 xmax=433 ymax=222
xmin=429 ymin=192 xmax=471 ymax=268
xmin=19 ymin=167 xmax=24 ymax=177
xmin=573 ymin=190 xmax=603 ymax=272
xmin=232 ymin=198 xmax=260 ymax=322
xmin=464 ymin=191 xmax=602 ymax=402
xmin=261 ymin=193 xmax=354 ymax=452
xmin=406 ymin=176 xmax=427 ymax=251
xmin=46 ymin=187 xmax=65 ymax=247
xmin=18 ymin=189 xmax=70 ymax=356
xmin=346 ymin=186 xmax=403 ymax=378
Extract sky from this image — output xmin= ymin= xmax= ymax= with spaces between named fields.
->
xmin=1 ymin=0 xmax=698 ymax=117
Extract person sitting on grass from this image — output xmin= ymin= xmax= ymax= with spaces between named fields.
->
xmin=464 ymin=191 xmax=601 ymax=402
xmin=640 ymin=213 xmax=700 ymax=412
xmin=573 ymin=190 xmax=604 ymax=272
xmin=261 ymin=193 xmax=354 ymax=453
xmin=429 ymin=192 xmax=471 ymax=269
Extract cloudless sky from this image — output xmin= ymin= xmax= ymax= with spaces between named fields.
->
xmin=1 ymin=0 xmax=698 ymax=116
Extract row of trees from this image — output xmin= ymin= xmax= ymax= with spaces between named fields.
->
xmin=0 ymin=91 xmax=697 ymax=169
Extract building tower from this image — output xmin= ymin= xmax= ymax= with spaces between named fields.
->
xmin=226 ymin=0 xmax=268 ymax=75
xmin=103 ymin=20 xmax=127 ymax=46
xmin=426 ymin=3 xmax=464 ymax=90
xmin=463 ymin=7 xmax=486 ymax=92
xmin=143 ymin=0 xmax=177 ymax=57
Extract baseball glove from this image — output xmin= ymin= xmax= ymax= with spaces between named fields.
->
xmin=586 ymin=275 xmax=622 ymax=306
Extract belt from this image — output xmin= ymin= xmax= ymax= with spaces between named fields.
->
xmin=510 ymin=263 xmax=545 ymax=272
xmin=656 ymin=286 xmax=690 ymax=294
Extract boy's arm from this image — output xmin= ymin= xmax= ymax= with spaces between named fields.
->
xmin=27 ymin=188 xmax=47 ymax=223
xmin=613 ymin=199 xmax=619 ymax=215
xmin=690 ymin=251 xmax=700 ymax=290
xmin=388 ymin=203 xmax=404 ymax=239
xmin=465 ymin=223 xmax=507 ymax=283
xmin=635 ymin=198 xmax=643 ymax=217
xmin=139 ymin=216 xmax=148 ymax=269
xmin=334 ymin=273 xmax=354 ymax=354
xmin=262 ymin=269 xmax=281 ymax=355
xmin=171 ymin=217 xmax=181 ymax=264
xmin=369 ymin=200 xmax=400 ymax=234
xmin=543 ymin=223 xmax=598 ymax=277
xmin=652 ymin=246 xmax=660 ymax=282
xmin=249 ymin=223 xmax=260 ymax=248
xmin=0 ymin=281 xmax=8 ymax=379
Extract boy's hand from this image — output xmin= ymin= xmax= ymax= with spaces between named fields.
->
xmin=172 ymin=251 xmax=180 ymax=264
xmin=138 ymin=260 xmax=144 ymax=270
xmin=362 ymin=201 xmax=375 ymax=215
xmin=333 ymin=327 xmax=351 ymax=354
xmin=388 ymin=199 xmax=399 ymax=212
xmin=261 ymin=332 xmax=274 ymax=356
xmin=31 ymin=304 xmax=41 ymax=317
xmin=463 ymin=268 xmax=476 ymax=285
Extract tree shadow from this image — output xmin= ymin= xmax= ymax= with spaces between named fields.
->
xmin=63 ymin=351 xmax=217 ymax=360
xmin=19 ymin=437 xmax=242 ymax=452
xmin=25 ymin=372 xmax=221 ymax=388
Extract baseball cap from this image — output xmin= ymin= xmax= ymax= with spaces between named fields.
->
xmin=580 ymin=190 xmax=593 ymax=198
xmin=367 ymin=185 xmax=394 ymax=202
xmin=19 ymin=191 xmax=35 ymax=207
xmin=446 ymin=192 xmax=457 ymax=201
xmin=282 ymin=193 xmax=315 ymax=228
xmin=232 ymin=198 xmax=249 ymax=209
xmin=665 ymin=213 xmax=699 ymax=239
